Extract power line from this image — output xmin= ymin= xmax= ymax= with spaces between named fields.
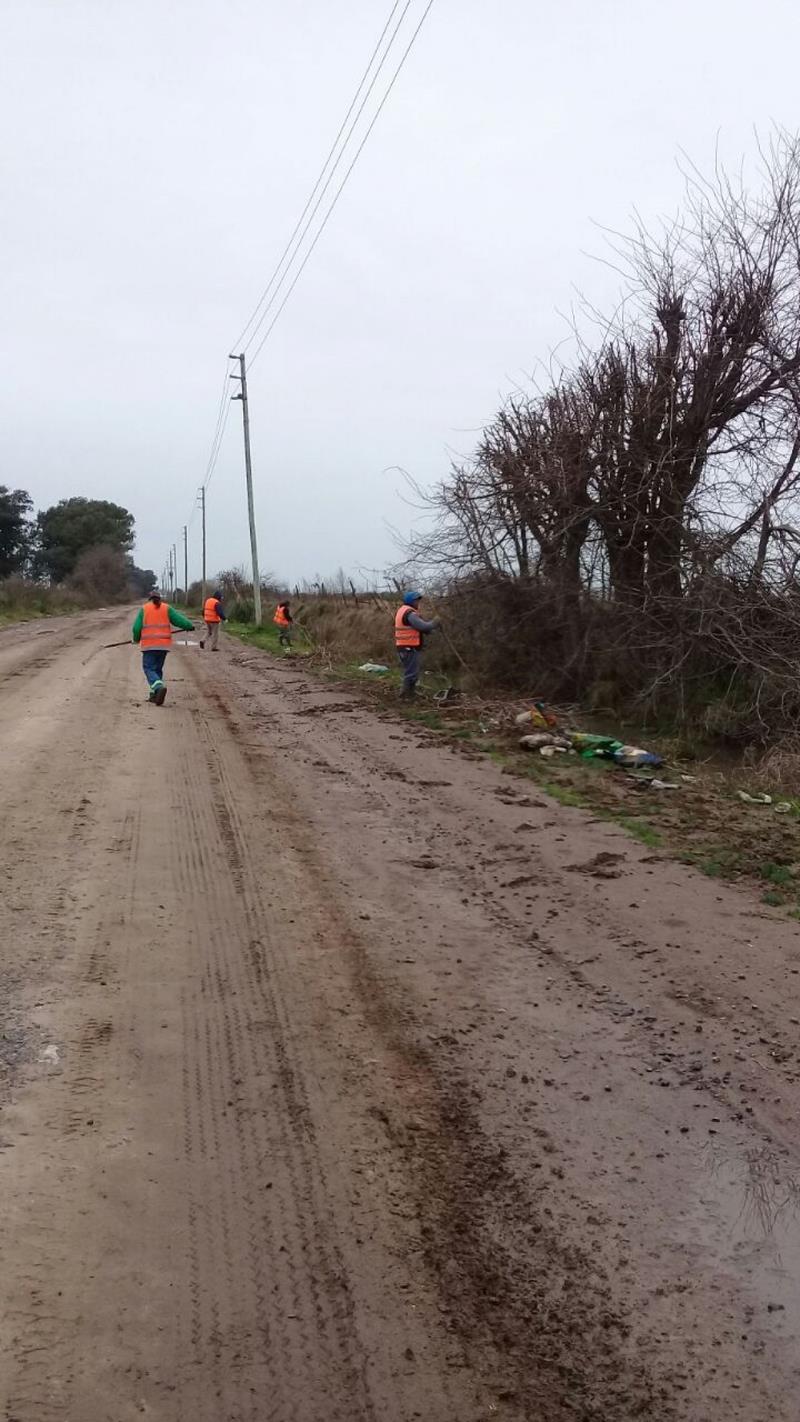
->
xmin=166 ymin=363 xmax=233 ymax=593
xmin=230 ymin=0 xmax=407 ymax=354
xmin=169 ymin=0 xmax=436 ymax=586
xmin=204 ymin=396 xmax=234 ymax=490
xmin=202 ymin=363 xmax=235 ymax=487
xmin=248 ymin=0 xmax=437 ymax=370
xmin=238 ymin=0 xmax=415 ymax=357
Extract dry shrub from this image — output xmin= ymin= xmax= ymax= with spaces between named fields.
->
xmin=443 ymin=577 xmax=601 ymax=697
xmin=67 ymin=545 xmax=131 ymax=602
xmin=0 ymin=576 xmax=85 ymax=620
xmin=401 ymin=136 xmax=800 ymax=747
xmin=299 ymin=598 xmax=396 ymax=664
xmin=438 ymin=571 xmax=800 ymax=746
xmin=746 ymin=741 xmax=800 ymax=794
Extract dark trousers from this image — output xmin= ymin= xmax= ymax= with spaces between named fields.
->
xmin=142 ymin=649 xmax=167 ymax=689
xmin=397 ymin=646 xmax=420 ymax=694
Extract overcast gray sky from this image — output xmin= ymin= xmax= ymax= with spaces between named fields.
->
xmin=2 ymin=0 xmax=797 ymax=586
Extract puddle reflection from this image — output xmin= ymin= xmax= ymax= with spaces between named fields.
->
xmin=692 ymin=1144 xmax=800 ymax=1328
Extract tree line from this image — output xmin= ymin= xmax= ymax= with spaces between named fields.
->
xmin=408 ymin=131 xmax=800 ymax=742
xmin=0 ymin=491 xmax=154 ymax=601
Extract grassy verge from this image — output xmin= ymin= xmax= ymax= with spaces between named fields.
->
xmin=224 ymin=622 xmax=800 ymax=916
xmin=225 ymin=620 xmax=315 ymax=657
xmin=0 ymin=591 xmax=84 ymax=627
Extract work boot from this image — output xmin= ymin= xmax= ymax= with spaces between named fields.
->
xmin=154 ymin=683 xmax=167 ymax=706
xmin=199 ymin=639 xmax=205 ymax=649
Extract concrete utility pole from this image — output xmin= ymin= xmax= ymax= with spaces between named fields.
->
xmin=172 ymin=543 xmax=178 ymax=599
xmin=230 ymin=352 xmax=262 ymax=627
xmin=199 ymin=486 xmax=207 ymax=611
xmin=183 ymin=525 xmax=188 ymax=605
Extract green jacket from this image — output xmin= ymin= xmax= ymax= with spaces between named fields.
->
xmin=131 ymin=603 xmax=195 ymax=644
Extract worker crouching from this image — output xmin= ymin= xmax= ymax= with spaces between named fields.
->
xmin=394 ymin=590 xmax=438 ymax=698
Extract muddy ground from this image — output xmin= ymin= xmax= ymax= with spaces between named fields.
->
xmin=1 ymin=610 xmax=799 ymax=1421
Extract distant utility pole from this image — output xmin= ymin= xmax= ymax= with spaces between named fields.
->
xmin=199 ymin=486 xmax=207 ymax=610
xmin=230 ymin=352 xmax=262 ymax=626
xmin=183 ymin=525 xmax=188 ymax=605
xmin=173 ymin=543 xmax=178 ymax=598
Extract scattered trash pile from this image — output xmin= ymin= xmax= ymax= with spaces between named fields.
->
xmin=516 ymin=703 xmax=666 ymax=772
xmin=737 ymin=791 xmax=794 ymax=813
xmin=514 ymin=702 xmax=799 ymax=811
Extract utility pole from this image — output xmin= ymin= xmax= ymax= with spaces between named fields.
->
xmin=173 ymin=543 xmax=178 ymax=599
xmin=183 ymin=525 xmax=188 ymax=606
xmin=230 ymin=352 xmax=262 ymax=626
xmin=199 ymin=486 xmax=207 ymax=611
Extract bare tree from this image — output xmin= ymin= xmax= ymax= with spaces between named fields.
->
xmin=405 ymin=133 xmax=800 ymax=734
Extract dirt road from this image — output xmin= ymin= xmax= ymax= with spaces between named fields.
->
xmin=1 ymin=611 xmax=799 ymax=1421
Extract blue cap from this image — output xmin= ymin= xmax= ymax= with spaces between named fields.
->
xmin=403 ymin=590 xmax=422 ymax=605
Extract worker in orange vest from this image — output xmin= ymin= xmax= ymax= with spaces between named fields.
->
xmin=200 ymin=590 xmax=226 ymax=651
xmin=131 ymin=589 xmax=195 ymax=705
xmin=273 ymin=600 xmax=293 ymax=651
xmin=394 ymin=590 xmax=439 ymax=698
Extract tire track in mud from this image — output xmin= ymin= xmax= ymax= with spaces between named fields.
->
xmin=0 ymin=643 xmax=135 ymax=1422
xmin=197 ymin=666 xmax=680 ymax=1422
xmin=170 ymin=715 xmax=379 ymax=1421
xmin=183 ymin=672 xmax=491 ymax=1418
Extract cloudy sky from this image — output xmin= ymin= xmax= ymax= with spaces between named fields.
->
xmin=1 ymin=0 xmax=797 ymax=586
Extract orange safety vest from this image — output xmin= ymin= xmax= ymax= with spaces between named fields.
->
xmin=204 ymin=596 xmax=221 ymax=623
xmin=394 ymin=604 xmax=422 ymax=649
xmin=273 ymin=604 xmax=290 ymax=627
xmin=140 ymin=600 xmax=173 ymax=651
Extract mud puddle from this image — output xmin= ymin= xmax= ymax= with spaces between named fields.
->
xmin=687 ymin=1142 xmax=800 ymax=1338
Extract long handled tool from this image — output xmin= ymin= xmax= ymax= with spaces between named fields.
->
xmin=100 ymin=629 xmax=198 ymax=650
xmin=86 ymin=632 xmax=198 ymax=665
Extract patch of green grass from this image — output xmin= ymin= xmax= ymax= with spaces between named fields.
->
xmin=762 ymin=889 xmax=791 ymax=907
xmin=614 ymin=817 xmax=662 ymax=848
xmin=402 ymin=708 xmax=445 ymax=730
xmin=0 ymin=600 xmax=81 ymax=626
xmin=540 ymin=779 xmax=587 ymax=809
xmin=697 ymin=847 xmax=745 ymax=879
xmin=487 ymin=747 xmax=512 ymax=766
xmin=225 ymin=620 xmax=311 ymax=657
xmin=757 ymin=861 xmax=794 ymax=886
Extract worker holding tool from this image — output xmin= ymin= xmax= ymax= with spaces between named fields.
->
xmin=200 ymin=590 xmax=226 ymax=651
xmin=394 ymin=590 xmax=439 ymax=698
xmin=273 ymin=599 xmax=293 ymax=652
xmin=131 ymin=589 xmax=195 ymax=705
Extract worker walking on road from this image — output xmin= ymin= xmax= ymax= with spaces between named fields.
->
xmin=273 ymin=599 xmax=294 ymax=652
xmin=131 ymin=589 xmax=194 ymax=705
xmin=200 ymin=590 xmax=226 ymax=651
xmin=394 ymin=590 xmax=439 ymax=699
